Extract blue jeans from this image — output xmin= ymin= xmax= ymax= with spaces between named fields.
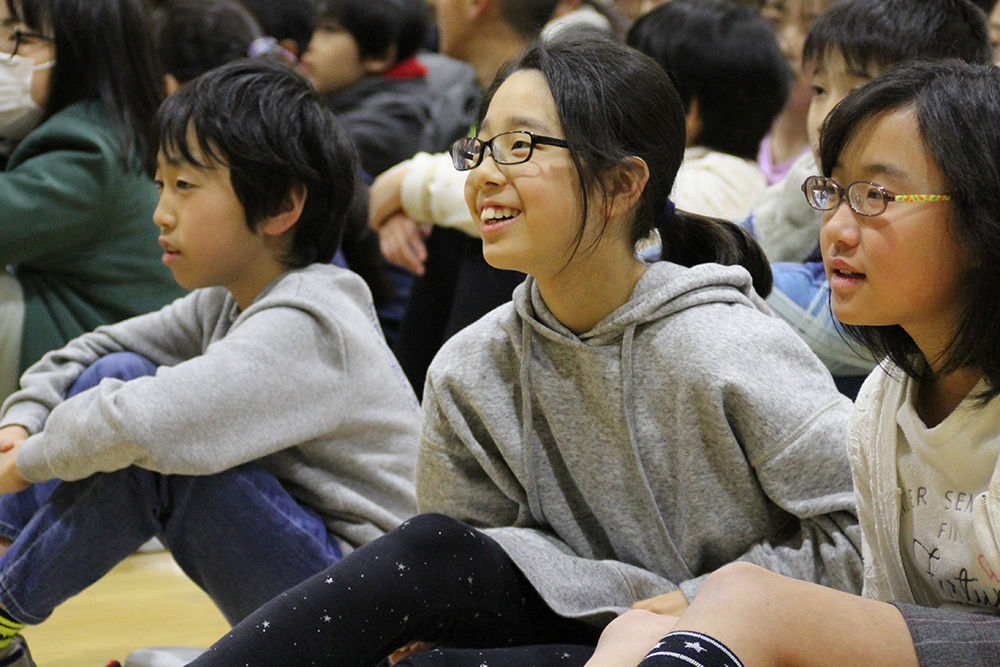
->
xmin=0 ymin=353 xmax=342 ymax=625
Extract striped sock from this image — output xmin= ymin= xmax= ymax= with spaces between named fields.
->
xmin=0 ymin=610 xmax=24 ymax=650
xmin=640 ymin=631 xmax=745 ymax=667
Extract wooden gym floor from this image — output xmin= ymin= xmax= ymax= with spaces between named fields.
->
xmin=21 ymin=551 xmax=230 ymax=667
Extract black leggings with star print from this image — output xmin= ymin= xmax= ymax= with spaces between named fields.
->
xmin=188 ymin=513 xmax=600 ymax=667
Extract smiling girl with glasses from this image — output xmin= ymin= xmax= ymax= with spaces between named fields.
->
xmin=183 ymin=33 xmax=861 ymax=667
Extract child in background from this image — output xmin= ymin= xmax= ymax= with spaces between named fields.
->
xmin=583 ymin=59 xmax=1000 ymax=667
xmin=296 ymin=0 xmax=437 ymax=342
xmin=156 ymin=0 xmax=262 ymax=92
xmin=991 ymin=1 xmax=1000 ymax=63
xmin=0 ymin=59 xmax=420 ymax=663
xmin=367 ymin=0 xmax=559 ymax=398
xmin=757 ymin=0 xmax=832 ymax=185
xmin=627 ymin=0 xmax=791 ymax=221
xmin=297 ymin=0 xmax=433 ymax=178
xmin=0 ymin=0 xmax=186 ymax=402
xmin=185 ymin=33 xmax=860 ymax=667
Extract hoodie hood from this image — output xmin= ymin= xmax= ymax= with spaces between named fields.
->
xmin=513 ymin=261 xmax=770 ymax=347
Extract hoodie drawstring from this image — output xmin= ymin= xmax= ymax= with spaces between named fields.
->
xmin=621 ymin=321 xmax=696 ymax=581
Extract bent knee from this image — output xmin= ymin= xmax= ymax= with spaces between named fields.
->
xmin=696 ymin=562 xmax=783 ymax=607
xmin=387 ymin=513 xmax=486 ymax=560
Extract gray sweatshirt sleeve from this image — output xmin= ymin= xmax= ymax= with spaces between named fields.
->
xmin=417 ymin=377 xmax=527 ymax=528
xmin=5 ymin=291 xmax=355 ymax=482
xmin=0 ymin=291 xmax=212 ymax=436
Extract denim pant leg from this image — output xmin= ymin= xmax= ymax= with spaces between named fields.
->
xmin=67 ymin=352 xmax=159 ymax=396
xmin=0 ymin=463 xmax=342 ymax=625
xmin=157 ymin=464 xmax=343 ymax=625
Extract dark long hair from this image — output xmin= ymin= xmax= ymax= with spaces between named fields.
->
xmin=8 ymin=0 xmax=165 ymax=169
xmin=477 ymin=33 xmax=772 ymax=296
xmin=820 ymin=60 xmax=1000 ymax=399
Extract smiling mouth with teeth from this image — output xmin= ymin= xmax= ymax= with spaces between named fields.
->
xmin=481 ymin=206 xmax=520 ymax=223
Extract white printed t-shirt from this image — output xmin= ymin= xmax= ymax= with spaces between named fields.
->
xmin=896 ymin=375 xmax=1000 ymax=612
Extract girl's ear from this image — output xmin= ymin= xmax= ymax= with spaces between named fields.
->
xmin=604 ymin=157 xmax=650 ymax=219
xmin=261 ymin=183 xmax=308 ymax=237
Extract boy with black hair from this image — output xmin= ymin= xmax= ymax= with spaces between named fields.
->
xmin=297 ymin=0 xmax=434 ymax=177
xmin=156 ymin=0 xmax=263 ymax=92
xmin=627 ymin=0 xmax=791 ymax=221
xmin=747 ymin=0 xmax=991 ymax=397
xmin=0 ymin=59 xmax=420 ymax=660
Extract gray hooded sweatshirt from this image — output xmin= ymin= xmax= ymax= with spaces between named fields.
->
xmin=419 ymin=261 xmax=862 ymax=625
xmin=1 ymin=264 xmax=420 ymax=549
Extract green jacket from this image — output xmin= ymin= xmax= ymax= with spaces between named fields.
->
xmin=2 ymin=101 xmax=186 ymax=372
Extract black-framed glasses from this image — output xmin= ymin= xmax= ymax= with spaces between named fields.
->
xmin=2 ymin=26 xmax=51 ymax=60
xmin=802 ymin=175 xmax=950 ymax=218
xmin=451 ymin=130 xmax=569 ymax=171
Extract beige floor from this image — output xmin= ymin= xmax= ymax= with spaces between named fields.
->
xmin=20 ymin=551 xmax=230 ymax=667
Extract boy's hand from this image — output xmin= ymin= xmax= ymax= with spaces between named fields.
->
xmin=0 ymin=425 xmax=28 ymax=453
xmin=631 ymin=590 xmax=689 ymax=616
xmin=0 ymin=426 xmax=30 ymax=495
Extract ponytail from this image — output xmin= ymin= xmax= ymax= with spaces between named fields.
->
xmin=655 ymin=202 xmax=772 ymax=298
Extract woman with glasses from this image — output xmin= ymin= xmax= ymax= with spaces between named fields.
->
xmin=583 ymin=59 xmax=1000 ymax=667
xmin=0 ymin=0 xmax=184 ymax=402
xmin=186 ymin=33 xmax=860 ymax=667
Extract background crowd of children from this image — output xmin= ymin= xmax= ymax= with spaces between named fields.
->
xmin=0 ymin=0 xmax=999 ymax=666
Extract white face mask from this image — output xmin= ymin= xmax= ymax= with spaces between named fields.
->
xmin=0 ymin=53 xmax=53 ymax=141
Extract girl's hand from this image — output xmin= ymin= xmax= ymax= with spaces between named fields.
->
xmin=631 ymin=590 xmax=689 ymax=616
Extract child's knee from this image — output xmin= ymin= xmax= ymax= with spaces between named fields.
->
xmin=69 ymin=352 xmax=157 ymax=397
xmin=695 ymin=562 xmax=780 ymax=609
xmin=389 ymin=513 xmax=485 ymax=559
